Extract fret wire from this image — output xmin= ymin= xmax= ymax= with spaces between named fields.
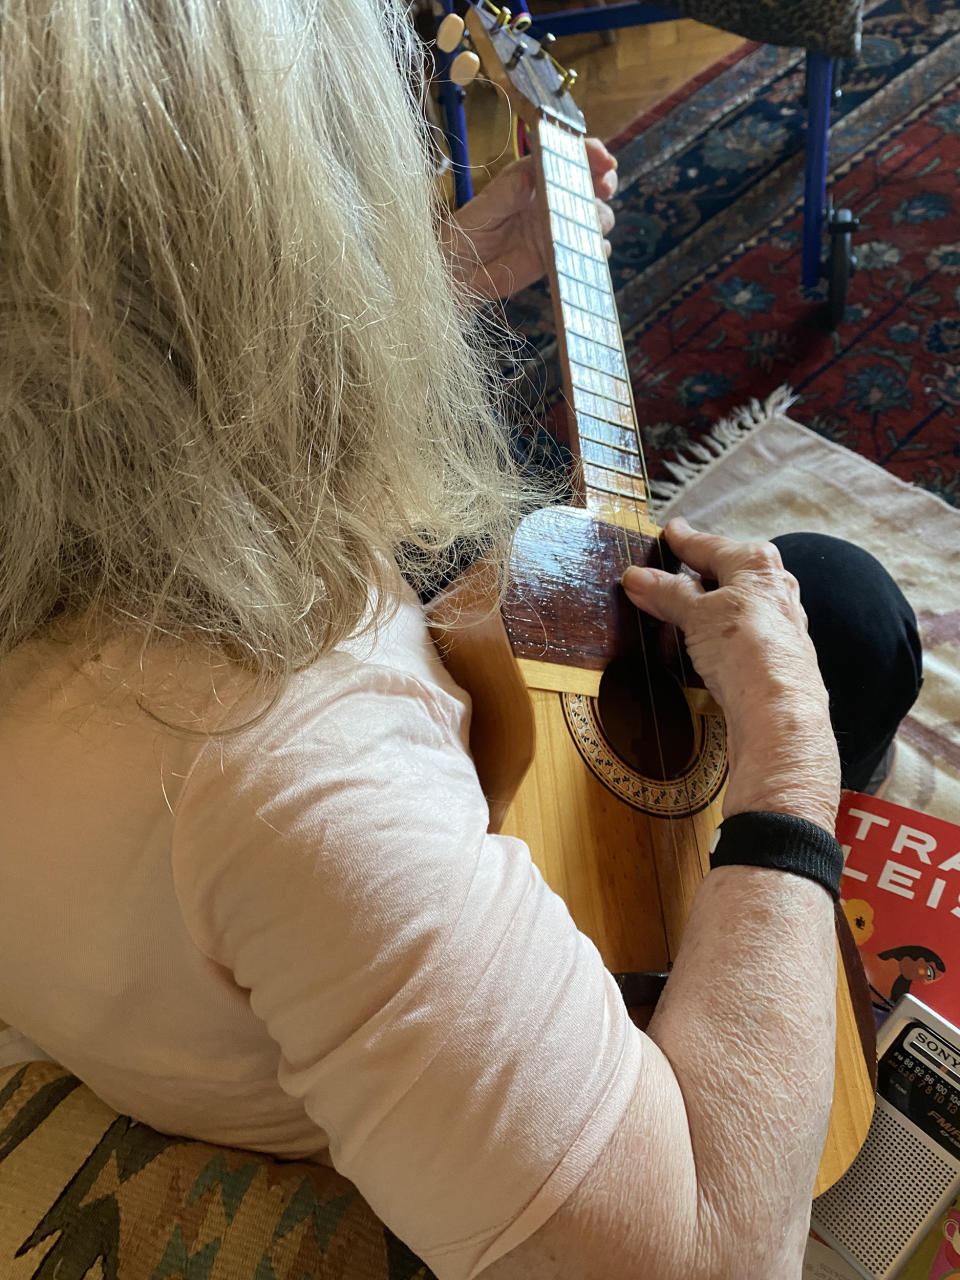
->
xmin=556 ymin=244 xmax=608 ymax=292
xmin=579 ymin=439 xmax=644 ymax=473
xmin=566 ymin=333 xmax=627 ymax=380
xmin=546 ymin=174 xmax=594 ymax=205
xmin=541 ymin=120 xmax=590 ymax=163
xmin=570 ymin=362 xmax=631 ymax=407
xmin=542 ymin=127 xmax=577 ymax=159
xmin=579 ymin=431 xmax=640 ymax=459
xmin=573 ymin=386 xmax=636 ymax=428
xmin=581 ymin=457 xmax=646 ymax=485
xmin=583 ymin=473 xmax=642 ymax=496
xmin=576 ymin=414 xmax=639 ymax=454
xmin=559 ymin=284 xmax=617 ymax=329
xmin=562 ymin=301 xmax=621 ymax=351
xmin=580 ymin=453 xmax=644 ymax=481
xmin=560 ymin=217 xmax=605 ymax=259
xmin=545 ymin=130 xmax=593 ymax=175
xmin=541 ymin=150 xmax=593 ymax=199
xmin=558 ymin=272 xmax=617 ymax=321
xmin=542 ymin=142 xmax=587 ymax=173
xmin=554 ymin=222 xmax=603 ymax=264
xmin=551 ymin=212 xmax=605 ymax=262
xmin=583 ymin=482 xmax=643 ymax=502
xmin=546 ymin=183 xmax=598 ymax=231
xmin=580 ymin=468 xmax=646 ymax=503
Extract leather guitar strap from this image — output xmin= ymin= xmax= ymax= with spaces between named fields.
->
xmin=836 ymin=900 xmax=879 ymax=1091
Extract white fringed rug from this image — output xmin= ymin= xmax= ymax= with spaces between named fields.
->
xmin=658 ymin=391 xmax=960 ymax=823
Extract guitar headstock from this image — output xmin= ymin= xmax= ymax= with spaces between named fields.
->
xmin=463 ymin=1 xmax=585 ymax=134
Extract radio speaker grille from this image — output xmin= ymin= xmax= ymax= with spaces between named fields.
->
xmin=812 ymin=1103 xmax=960 ymax=1278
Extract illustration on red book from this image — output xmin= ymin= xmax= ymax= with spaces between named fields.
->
xmin=925 ymin=1207 xmax=960 ymax=1280
xmin=837 ymin=792 xmax=960 ymax=1023
xmin=860 ymin=943 xmax=946 ymax=1011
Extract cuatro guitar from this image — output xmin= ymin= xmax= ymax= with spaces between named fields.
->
xmin=428 ymin=0 xmax=876 ymax=1195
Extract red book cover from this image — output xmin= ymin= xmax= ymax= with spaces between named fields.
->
xmin=838 ymin=792 xmax=960 ymax=1026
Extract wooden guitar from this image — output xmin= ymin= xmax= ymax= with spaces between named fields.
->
xmin=429 ymin=0 xmax=876 ymax=1195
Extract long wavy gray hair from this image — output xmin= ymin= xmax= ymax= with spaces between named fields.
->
xmin=0 ymin=0 xmax=539 ymax=690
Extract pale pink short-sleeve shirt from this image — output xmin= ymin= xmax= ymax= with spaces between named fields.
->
xmin=0 ymin=590 xmax=641 ymax=1278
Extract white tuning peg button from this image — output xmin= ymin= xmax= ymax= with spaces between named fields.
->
xmin=449 ymin=50 xmax=481 ymax=86
xmin=435 ymin=13 xmax=465 ymax=53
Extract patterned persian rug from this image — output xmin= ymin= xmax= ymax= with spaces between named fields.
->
xmin=505 ymin=0 xmax=960 ymax=506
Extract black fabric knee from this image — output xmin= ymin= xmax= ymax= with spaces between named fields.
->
xmin=772 ymin=533 xmax=923 ymax=793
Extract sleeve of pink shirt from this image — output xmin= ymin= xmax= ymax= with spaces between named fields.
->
xmin=171 ymin=650 xmax=643 ymax=1280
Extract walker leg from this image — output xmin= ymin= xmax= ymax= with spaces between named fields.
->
xmin=436 ymin=0 xmax=472 ymax=207
xmin=802 ymin=52 xmax=834 ymax=289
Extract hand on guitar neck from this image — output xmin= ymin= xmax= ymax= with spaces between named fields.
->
xmin=622 ymin=517 xmax=841 ymax=836
xmin=442 ymin=137 xmax=617 ymax=298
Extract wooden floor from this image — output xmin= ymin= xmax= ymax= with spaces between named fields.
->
xmin=461 ymin=17 xmax=744 ymax=190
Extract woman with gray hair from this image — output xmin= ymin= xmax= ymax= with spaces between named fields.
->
xmin=0 ymin=2 xmax=919 ymax=1278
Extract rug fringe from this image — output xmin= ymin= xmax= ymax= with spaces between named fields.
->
xmin=649 ymin=385 xmax=796 ymax=505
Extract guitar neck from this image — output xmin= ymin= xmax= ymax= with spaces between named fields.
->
xmin=534 ymin=117 xmax=651 ymax=526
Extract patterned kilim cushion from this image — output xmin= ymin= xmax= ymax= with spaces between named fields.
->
xmin=0 ymin=1061 xmax=437 ymax=1280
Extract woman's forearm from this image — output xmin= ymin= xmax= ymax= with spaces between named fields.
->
xmin=646 ymin=862 xmax=836 ymax=1278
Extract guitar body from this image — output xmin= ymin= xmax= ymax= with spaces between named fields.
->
xmin=503 ymin=684 xmax=719 ymax=974
xmin=499 ymin=504 xmax=724 ymax=974
xmin=430 ymin=504 xmax=875 ymax=1195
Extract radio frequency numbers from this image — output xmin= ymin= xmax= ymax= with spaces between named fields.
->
xmin=890 ymin=1045 xmax=960 ymax=1109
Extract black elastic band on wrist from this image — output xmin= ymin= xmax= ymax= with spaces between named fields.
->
xmin=711 ymin=811 xmax=844 ymax=900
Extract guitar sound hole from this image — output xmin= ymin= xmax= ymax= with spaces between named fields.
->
xmin=595 ymin=657 xmax=696 ymax=780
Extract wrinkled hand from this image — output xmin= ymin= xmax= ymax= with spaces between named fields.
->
xmin=621 ymin=518 xmax=841 ymax=834
xmin=444 ymin=137 xmax=617 ymax=298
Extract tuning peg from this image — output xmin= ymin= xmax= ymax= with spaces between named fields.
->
xmin=533 ymin=31 xmax=556 ymax=58
xmin=435 ymin=13 xmax=465 ymax=53
xmin=449 ymin=49 xmax=481 ymax=86
xmin=494 ymin=6 xmax=511 ymax=28
xmin=558 ymin=67 xmax=578 ymax=94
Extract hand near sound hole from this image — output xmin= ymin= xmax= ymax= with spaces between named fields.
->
xmin=621 ymin=517 xmax=841 ymax=835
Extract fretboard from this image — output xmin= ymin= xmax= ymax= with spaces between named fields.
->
xmin=537 ymin=117 xmax=649 ymax=523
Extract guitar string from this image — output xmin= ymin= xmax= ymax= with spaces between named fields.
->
xmin=548 ymin=113 xmax=713 ymax=956
xmin=577 ymin=122 xmax=710 ymax=939
xmin=497 ymin=86 xmax=678 ymax=960
xmin=535 ymin=114 xmax=684 ymax=965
